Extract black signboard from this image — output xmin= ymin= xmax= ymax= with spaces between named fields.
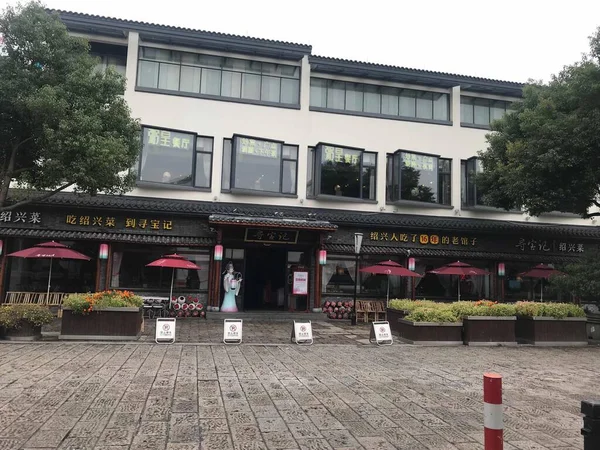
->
xmin=244 ymin=228 xmax=299 ymax=244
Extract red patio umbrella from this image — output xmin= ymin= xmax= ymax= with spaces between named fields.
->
xmin=8 ymin=241 xmax=91 ymax=300
xmin=360 ymin=260 xmax=421 ymax=307
xmin=146 ymin=254 xmax=201 ymax=307
xmin=428 ymin=261 xmax=490 ymax=301
xmin=519 ymin=264 xmax=565 ymax=301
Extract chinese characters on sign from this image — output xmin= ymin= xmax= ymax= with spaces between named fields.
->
xmin=515 ymin=238 xmax=584 ymax=253
xmin=244 ymin=228 xmax=299 ymax=244
xmin=401 ymin=152 xmax=435 ymax=171
xmin=0 ymin=211 xmax=42 ymax=225
xmin=321 ymin=145 xmax=361 ymax=165
xmin=369 ymin=231 xmax=477 ymax=247
xmin=146 ymin=128 xmax=192 ymax=150
xmin=65 ymin=215 xmax=173 ymax=231
xmin=236 ymin=137 xmax=279 ymax=159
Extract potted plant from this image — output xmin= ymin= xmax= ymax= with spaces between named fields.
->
xmin=0 ymin=305 xmax=54 ymax=340
xmin=60 ymin=290 xmax=144 ymax=340
xmin=452 ymin=301 xmax=517 ymax=346
xmin=387 ymin=299 xmax=436 ymax=333
xmin=396 ymin=304 xmax=463 ymax=345
xmin=515 ymin=302 xmax=587 ymax=345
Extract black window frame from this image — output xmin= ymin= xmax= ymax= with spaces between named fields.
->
xmin=313 ymin=142 xmax=378 ymax=202
xmin=221 ymin=134 xmax=299 ymax=197
xmin=137 ymin=125 xmax=214 ymax=190
xmin=386 ymin=150 xmax=452 ymax=207
xmin=136 ymin=46 xmax=301 ymax=109
xmin=309 ymin=77 xmax=451 ymax=125
xmin=462 ymin=156 xmax=484 ymax=207
xmin=460 ymin=96 xmax=511 ymax=127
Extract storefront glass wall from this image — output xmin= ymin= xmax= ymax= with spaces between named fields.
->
xmin=6 ymin=239 xmax=98 ymax=293
xmin=110 ymin=244 xmax=209 ymax=294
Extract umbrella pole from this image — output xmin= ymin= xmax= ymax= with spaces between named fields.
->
xmin=47 ymin=258 xmax=54 ymax=302
xmin=169 ymin=268 xmax=175 ymax=309
xmin=540 ymin=279 xmax=543 ymax=302
xmin=458 ymin=276 xmax=461 ymax=301
xmin=386 ymin=276 xmax=390 ymax=309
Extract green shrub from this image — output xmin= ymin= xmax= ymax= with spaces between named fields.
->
xmin=405 ymin=306 xmax=460 ymax=323
xmin=516 ymin=302 xmax=585 ymax=319
xmin=388 ymin=299 xmax=436 ymax=312
xmin=0 ymin=304 xmax=54 ymax=329
xmin=63 ymin=290 xmax=143 ymax=315
xmin=451 ymin=301 xmax=516 ymax=317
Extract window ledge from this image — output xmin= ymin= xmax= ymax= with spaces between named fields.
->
xmin=228 ymin=187 xmax=298 ymax=198
xmin=387 ymin=200 xmax=453 ymax=210
xmin=461 ymin=204 xmax=522 ymax=213
xmin=310 ymin=107 xmax=453 ymax=126
xmin=315 ymin=194 xmax=377 ymax=204
xmin=137 ymin=180 xmax=211 ymax=192
xmin=460 ymin=122 xmax=491 ymax=130
xmin=135 ymin=86 xmax=301 ymax=110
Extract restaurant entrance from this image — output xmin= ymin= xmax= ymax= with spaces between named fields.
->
xmin=244 ymin=247 xmax=287 ymax=310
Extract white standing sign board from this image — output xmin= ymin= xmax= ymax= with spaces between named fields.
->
xmin=223 ymin=319 xmax=243 ymax=344
xmin=291 ymin=320 xmax=313 ymax=345
xmin=155 ymin=318 xmax=176 ymax=344
xmin=369 ymin=321 xmax=393 ymax=346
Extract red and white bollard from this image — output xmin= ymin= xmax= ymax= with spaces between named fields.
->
xmin=483 ymin=373 xmax=503 ymax=450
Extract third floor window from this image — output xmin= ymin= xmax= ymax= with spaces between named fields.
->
xmin=137 ymin=47 xmax=300 ymax=106
xmin=310 ymin=78 xmax=450 ymax=122
xmin=461 ymin=96 xmax=511 ymax=126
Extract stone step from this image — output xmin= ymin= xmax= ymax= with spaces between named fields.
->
xmin=206 ymin=311 xmax=325 ymax=322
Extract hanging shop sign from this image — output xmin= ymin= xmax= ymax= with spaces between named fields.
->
xmin=65 ymin=214 xmax=174 ymax=231
xmin=223 ymin=319 xmax=243 ymax=344
xmin=368 ymin=231 xmax=478 ymax=247
xmin=292 ymin=271 xmax=309 ymax=295
xmin=0 ymin=211 xmax=42 ymax=225
xmin=244 ymin=228 xmax=299 ymax=244
xmin=369 ymin=321 xmax=393 ymax=346
xmin=291 ymin=320 xmax=313 ymax=345
xmin=514 ymin=238 xmax=585 ymax=254
xmin=155 ymin=318 xmax=176 ymax=344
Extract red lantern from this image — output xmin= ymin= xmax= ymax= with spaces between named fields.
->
xmin=498 ymin=263 xmax=506 ymax=277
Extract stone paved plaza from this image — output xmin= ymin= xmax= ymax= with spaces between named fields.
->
xmin=0 ymin=338 xmax=598 ymax=450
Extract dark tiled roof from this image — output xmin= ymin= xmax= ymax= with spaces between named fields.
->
xmin=0 ymin=228 xmax=213 ymax=246
xmin=31 ymin=193 xmax=600 ymax=238
xmin=52 ymin=10 xmax=311 ymax=60
xmin=325 ymin=244 xmax=579 ymax=262
xmin=209 ymin=214 xmax=337 ymax=231
xmin=309 ymin=55 xmax=523 ymax=97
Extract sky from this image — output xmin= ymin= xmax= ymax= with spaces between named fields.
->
xmin=1 ymin=0 xmax=599 ymax=83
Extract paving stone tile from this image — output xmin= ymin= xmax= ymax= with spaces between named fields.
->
xmin=25 ymin=430 xmax=70 ymax=448
xmin=296 ymin=439 xmax=333 ymax=450
xmin=169 ymin=425 xmax=200 ymax=443
xmin=258 ymin=417 xmax=288 ymax=433
xmin=199 ymin=418 xmax=229 ymax=433
xmin=0 ymin=439 xmax=25 ymax=450
xmin=97 ymin=428 xmax=136 ymax=447
xmin=355 ymin=436 xmax=396 ymax=450
xmin=261 ymin=431 xmax=298 ymax=450
xmin=58 ymin=437 xmax=98 ymax=450
xmin=200 ymin=433 xmax=233 ymax=450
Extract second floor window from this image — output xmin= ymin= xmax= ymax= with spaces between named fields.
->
xmin=222 ymin=135 xmax=298 ymax=195
xmin=90 ymin=42 xmax=127 ymax=77
xmin=137 ymin=47 xmax=300 ymax=106
xmin=386 ymin=151 xmax=451 ymax=205
xmin=461 ymin=96 xmax=511 ymax=126
xmin=310 ymin=78 xmax=450 ymax=122
xmin=139 ymin=127 xmax=213 ymax=188
xmin=308 ymin=144 xmax=377 ymax=201
xmin=462 ymin=157 xmax=486 ymax=207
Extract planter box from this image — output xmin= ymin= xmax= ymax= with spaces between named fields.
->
xmin=60 ymin=307 xmax=143 ymax=341
xmin=586 ymin=313 xmax=600 ymax=341
xmin=516 ymin=316 xmax=588 ymax=346
xmin=386 ymin=308 xmax=409 ymax=334
xmin=463 ymin=316 xmax=517 ymax=346
xmin=396 ymin=318 xmax=463 ymax=345
xmin=0 ymin=322 xmax=42 ymax=341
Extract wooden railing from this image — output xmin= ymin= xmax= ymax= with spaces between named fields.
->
xmin=355 ymin=300 xmax=386 ymax=323
xmin=4 ymin=292 xmax=70 ymax=317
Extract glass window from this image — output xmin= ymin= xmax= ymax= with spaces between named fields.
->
xmin=400 ymin=152 xmax=438 ymax=203
xmin=158 ymin=63 xmax=180 ymax=91
xmin=322 ymin=255 xmax=356 ymax=294
xmin=381 ymin=87 xmax=399 ymax=116
xmin=110 ymin=245 xmax=209 ymax=294
xmin=137 ymin=47 xmax=300 ymax=106
xmin=139 ymin=127 xmax=195 ymax=186
xmin=201 ymin=68 xmax=221 ymax=96
xmin=345 ymin=83 xmax=363 ymax=112
xmin=364 ymin=85 xmax=381 ymax=114
xmin=310 ymin=78 xmax=327 ymax=108
xmin=318 ymin=144 xmax=376 ymax=200
xmin=433 ymin=93 xmax=449 ymax=121
xmin=224 ymin=136 xmax=298 ymax=195
xmin=463 ymin=157 xmax=487 ymax=206
xmin=261 ymin=76 xmax=280 ymax=103
xmin=438 ymin=158 xmax=452 ymax=206
xmin=386 ymin=155 xmax=394 ymax=202
xmin=194 ymin=137 xmax=213 ymax=189
xmin=474 ymin=98 xmax=490 ymax=125
xmin=180 ymin=66 xmax=201 ymax=93
xmin=490 ymin=100 xmax=507 ymax=122
xmin=137 ymin=60 xmax=159 ymax=88
xmin=327 ymin=80 xmax=345 ymax=109
xmin=222 ymin=139 xmax=232 ymax=191
xmin=307 ymin=147 xmax=315 ymax=197
xmin=416 ymin=91 xmax=433 ymax=119
xmin=461 ymin=97 xmax=474 ymax=124
xmin=399 ymin=90 xmax=416 ymax=117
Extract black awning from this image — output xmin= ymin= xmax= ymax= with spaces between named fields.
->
xmin=0 ymin=228 xmax=213 ymax=247
xmin=209 ymin=214 xmax=337 ymax=231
